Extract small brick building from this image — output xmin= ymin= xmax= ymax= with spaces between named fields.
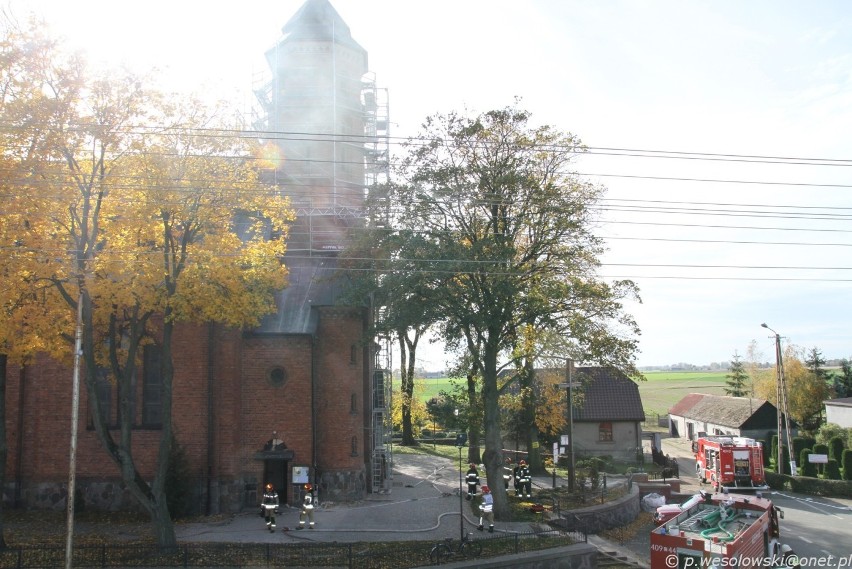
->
xmin=3 ymin=0 xmax=392 ymax=515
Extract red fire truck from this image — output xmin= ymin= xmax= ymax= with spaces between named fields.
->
xmin=693 ymin=436 xmax=768 ymax=491
xmin=650 ymin=491 xmax=787 ymax=569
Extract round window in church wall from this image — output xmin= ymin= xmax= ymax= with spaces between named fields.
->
xmin=267 ymin=366 xmax=287 ymax=387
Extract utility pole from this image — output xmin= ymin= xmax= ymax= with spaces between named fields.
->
xmin=762 ymin=323 xmax=796 ymax=476
xmin=558 ymin=359 xmax=576 ymax=492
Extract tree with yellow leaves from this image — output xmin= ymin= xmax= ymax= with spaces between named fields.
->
xmin=3 ymin=16 xmax=293 ymax=547
xmin=753 ymin=344 xmax=832 ymax=433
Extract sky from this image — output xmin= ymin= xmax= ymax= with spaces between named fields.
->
xmin=6 ymin=0 xmax=852 ymax=370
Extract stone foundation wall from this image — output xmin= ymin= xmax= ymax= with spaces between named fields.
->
xmin=553 ymin=485 xmax=641 ymax=534
xmin=317 ymin=468 xmax=366 ymax=503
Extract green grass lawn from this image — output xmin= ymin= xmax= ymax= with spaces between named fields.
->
xmin=411 ymin=370 xmax=731 ymax=421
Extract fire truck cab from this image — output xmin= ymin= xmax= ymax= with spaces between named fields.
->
xmin=693 ymin=436 xmax=768 ymax=491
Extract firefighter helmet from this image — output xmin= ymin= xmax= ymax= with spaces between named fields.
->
xmin=519 ymin=460 xmax=527 ymax=465
xmin=304 ymin=483 xmax=313 ymax=491
xmin=481 ymin=485 xmax=490 ymax=493
xmin=265 ymin=483 xmax=273 ymax=491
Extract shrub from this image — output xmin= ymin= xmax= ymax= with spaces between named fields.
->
xmin=816 ymin=423 xmax=849 ymax=446
xmin=792 ymin=437 xmax=808 ymax=461
xmin=843 ymin=449 xmax=852 ymax=481
xmin=799 ymin=449 xmax=816 ymax=477
xmin=825 ymin=459 xmax=841 ymax=480
xmin=829 ymin=436 xmax=846 ymax=462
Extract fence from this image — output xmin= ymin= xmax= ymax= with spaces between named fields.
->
xmin=0 ymin=529 xmax=586 ymax=569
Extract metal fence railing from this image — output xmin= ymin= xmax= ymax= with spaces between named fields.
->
xmin=0 ymin=528 xmax=587 ymax=569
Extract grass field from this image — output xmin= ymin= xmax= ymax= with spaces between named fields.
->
xmin=411 ymin=370 xmax=730 ymax=419
xmin=637 ymin=370 xmax=729 ymax=417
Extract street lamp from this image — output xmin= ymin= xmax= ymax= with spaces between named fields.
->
xmin=454 ymin=427 xmax=467 ymax=541
xmin=557 ymin=359 xmax=577 ymax=493
xmin=761 ymin=323 xmax=797 ymax=476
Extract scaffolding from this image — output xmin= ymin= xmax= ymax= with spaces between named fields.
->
xmin=362 ymin=73 xmax=393 ymax=493
xmin=371 ymin=314 xmax=393 ymax=493
xmin=361 ymin=72 xmax=390 ymax=190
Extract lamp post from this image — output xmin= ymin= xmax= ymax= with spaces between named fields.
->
xmin=454 ymin=425 xmax=467 ymax=541
xmin=761 ymin=323 xmax=796 ymax=476
xmin=557 ymin=359 xmax=577 ymax=493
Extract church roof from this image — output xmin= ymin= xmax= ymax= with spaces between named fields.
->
xmin=253 ymin=255 xmax=349 ymax=335
xmin=280 ymin=0 xmax=365 ymax=52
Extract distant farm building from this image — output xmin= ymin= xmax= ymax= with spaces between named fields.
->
xmin=668 ymin=393 xmax=797 ymax=441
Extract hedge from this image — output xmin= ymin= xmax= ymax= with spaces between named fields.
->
xmin=765 ymin=471 xmax=789 ymax=491
xmin=788 ymin=475 xmax=852 ymax=498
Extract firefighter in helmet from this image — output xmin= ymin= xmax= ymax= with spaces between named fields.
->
xmin=298 ymin=483 xmax=316 ymax=529
xmin=517 ymin=459 xmax=532 ymax=498
xmin=465 ymin=463 xmax=480 ymax=500
xmin=478 ymin=485 xmax=494 ymax=533
xmin=261 ymin=483 xmax=279 ymax=532
xmin=512 ymin=459 xmax=521 ymax=496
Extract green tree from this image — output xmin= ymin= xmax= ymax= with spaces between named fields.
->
xmin=834 ymin=359 xmax=852 ymax=397
xmin=339 ymin=188 xmax=447 ymax=447
xmin=724 ymin=352 xmax=749 ymax=397
xmin=388 ymin=105 xmax=640 ymax=517
xmin=804 ymin=347 xmax=829 ymax=381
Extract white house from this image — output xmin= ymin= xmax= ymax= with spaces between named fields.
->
xmin=824 ymin=397 xmax=852 ymax=429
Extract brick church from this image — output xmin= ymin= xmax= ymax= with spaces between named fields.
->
xmin=4 ymin=0 xmax=392 ymax=514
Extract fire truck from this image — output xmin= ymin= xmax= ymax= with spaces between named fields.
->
xmin=650 ymin=491 xmax=789 ymax=569
xmin=693 ymin=436 xmax=768 ymax=491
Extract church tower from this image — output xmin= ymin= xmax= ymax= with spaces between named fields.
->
xmin=252 ymin=0 xmax=392 ymax=501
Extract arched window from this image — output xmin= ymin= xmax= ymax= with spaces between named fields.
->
xmin=599 ymin=422 xmax=613 ymax=442
xmin=351 ymin=436 xmax=359 ymax=456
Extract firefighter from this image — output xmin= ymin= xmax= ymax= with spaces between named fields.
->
xmin=512 ymin=460 xmax=521 ymax=496
xmin=465 ymin=463 xmax=480 ymax=500
xmin=477 ymin=485 xmax=494 ymax=533
xmin=517 ymin=459 xmax=532 ymax=498
xmin=503 ymin=457 xmax=513 ymax=491
xmin=298 ymin=483 xmax=316 ymax=530
xmin=261 ymin=483 xmax=279 ymax=533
